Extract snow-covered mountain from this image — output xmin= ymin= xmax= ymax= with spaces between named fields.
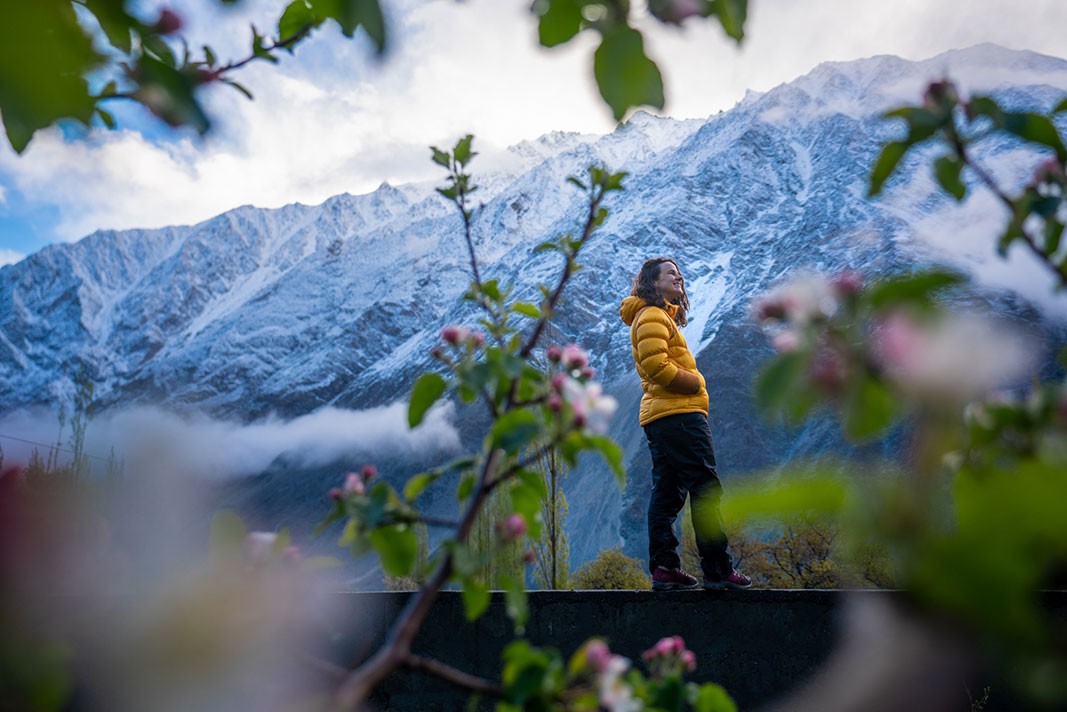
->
xmin=3 ymin=44 xmax=1067 ymax=575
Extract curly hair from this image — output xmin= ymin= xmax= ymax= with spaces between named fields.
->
xmin=630 ymin=257 xmax=689 ymax=326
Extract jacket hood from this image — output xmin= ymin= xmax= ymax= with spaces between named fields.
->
xmin=620 ymin=296 xmax=678 ymax=326
xmin=619 ymin=296 xmax=647 ymax=326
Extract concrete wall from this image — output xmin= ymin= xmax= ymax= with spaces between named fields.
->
xmin=329 ymin=589 xmax=843 ymax=711
xmin=327 ymin=589 xmax=1067 ymax=711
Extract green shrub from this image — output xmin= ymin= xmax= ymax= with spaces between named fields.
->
xmin=570 ymin=548 xmax=650 ymax=590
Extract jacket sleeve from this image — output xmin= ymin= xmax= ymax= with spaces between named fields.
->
xmin=634 ymin=310 xmax=700 ymax=394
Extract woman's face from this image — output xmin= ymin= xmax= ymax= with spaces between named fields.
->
xmin=653 ymin=261 xmax=684 ymax=301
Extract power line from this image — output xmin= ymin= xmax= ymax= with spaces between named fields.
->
xmin=0 ymin=432 xmax=112 ymax=464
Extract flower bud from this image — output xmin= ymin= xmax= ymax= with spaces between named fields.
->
xmin=579 ymin=366 xmax=596 ymax=380
xmin=523 ymin=549 xmax=538 ymax=564
xmin=547 ymin=393 xmax=563 ymax=413
xmin=470 ymin=330 xmax=486 ymax=347
xmin=831 ymin=270 xmax=864 ymax=298
xmin=560 ymin=344 xmax=589 ymax=370
xmin=546 ymin=345 xmax=563 ymax=362
xmin=343 ymin=472 xmax=365 ymax=496
xmin=585 ymin=640 xmax=612 ymax=672
xmin=681 ymin=649 xmax=697 ymax=672
xmin=922 ymin=79 xmax=959 ymax=111
xmin=496 ymin=513 xmax=528 ymax=542
xmin=329 ymin=487 xmax=343 ymax=501
xmin=441 ymin=325 xmax=470 ymax=345
xmin=361 ymin=464 xmax=377 ymax=482
xmin=153 ymin=8 xmax=183 ymax=35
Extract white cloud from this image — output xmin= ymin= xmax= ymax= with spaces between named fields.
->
xmin=0 ymin=248 xmax=23 ymax=267
xmin=0 ymin=401 xmax=461 ymax=480
xmin=2 ymin=0 xmax=1067 ymax=245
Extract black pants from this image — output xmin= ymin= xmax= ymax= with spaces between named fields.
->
xmin=643 ymin=412 xmax=732 ymax=580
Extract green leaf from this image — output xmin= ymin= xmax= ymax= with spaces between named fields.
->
xmin=535 ymin=0 xmax=583 ymax=47
xmin=95 ymin=107 xmax=116 ymax=130
xmin=462 ymin=578 xmax=491 ymax=620
xmin=209 ymin=509 xmax=248 ymax=560
xmin=1054 ymin=97 xmax=1067 ymax=114
xmin=721 ymin=472 xmax=848 ymax=528
xmin=842 ymin=377 xmax=897 ymax=441
xmin=403 ymin=471 xmax=440 ymax=501
xmin=933 ymin=154 xmax=966 ymax=200
xmin=511 ymin=302 xmax=541 ymax=319
xmin=278 ymin=0 xmax=320 ymax=41
xmin=711 ymin=0 xmax=747 ymax=42
xmin=133 ymin=54 xmax=211 ymax=132
xmin=204 ymin=45 xmax=217 ymax=67
xmin=754 ymin=351 xmax=806 ymax=412
xmin=491 ymin=410 xmax=541 ymax=455
xmin=457 ymin=472 xmax=476 ymax=502
xmin=310 ymin=0 xmax=387 ymax=51
xmin=605 ymin=170 xmax=628 ymax=191
xmin=370 ymin=525 xmax=418 ymax=576
xmin=453 ymin=134 xmax=475 ymax=166
xmin=481 ymin=278 xmax=502 ymax=301
xmin=84 ymin=0 xmax=136 ymax=54
xmin=431 ymin=146 xmax=451 ymax=167
xmin=986 ymin=107 xmax=1067 ymax=161
xmin=224 ymin=80 xmax=255 ymax=101
xmin=867 ymin=140 xmax=909 ymax=197
xmin=566 ymin=175 xmax=587 ymax=190
xmin=501 ymin=574 xmax=529 ymax=627
xmin=866 ymin=269 xmax=964 ymax=310
xmin=690 ymin=682 xmax=738 ymax=712
xmin=586 ymin=435 xmax=626 ymax=486
xmin=593 ymin=25 xmax=665 ymax=121
xmin=409 ymin=372 xmax=447 ymax=428
xmin=0 ymin=2 xmax=104 ymax=152
xmin=1044 ymin=218 xmax=1065 ymax=257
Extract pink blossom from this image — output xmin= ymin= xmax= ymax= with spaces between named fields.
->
xmin=831 ymin=270 xmax=864 ymax=298
xmin=496 ymin=513 xmax=528 ymax=542
xmin=681 ymin=650 xmax=697 ymax=672
xmin=560 ymin=344 xmax=589 ymax=370
xmin=771 ymin=330 xmax=801 ymax=353
xmin=343 ymin=472 xmax=365 ymax=496
xmin=598 ymin=655 xmax=639 ymax=712
xmin=585 ymin=639 xmax=612 ymax=672
xmin=755 ymin=274 xmax=838 ymax=327
xmin=547 ymin=393 xmax=563 ymax=413
xmin=809 ymin=346 xmax=848 ymax=395
xmin=154 ymin=8 xmax=183 ymax=35
xmin=551 ymin=372 xmax=569 ymax=392
xmin=872 ymin=311 xmax=1034 ymax=401
xmin=546 ymin=344 xmax=563 ymax=362
xmin=561 ymin=378 xmax=618 ymax=434
xmin=441 ymin=325 xmax=469 ymax=344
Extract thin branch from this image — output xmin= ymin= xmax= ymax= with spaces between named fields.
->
xmin=403 ymin=653 xmax=505 ymax=698
xmin=218 ymin=22 xmax=316 ymax=73
xmin=519 ymin=185 xmax=604 ymax=360
xmin=959 ymin=147 xmax=1067 ymax=287
xmin=332 ymin=449 xmax=502 ymax=709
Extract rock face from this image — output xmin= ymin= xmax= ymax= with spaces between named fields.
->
xmin=3 ymin=45 xmax=1067 ymax=575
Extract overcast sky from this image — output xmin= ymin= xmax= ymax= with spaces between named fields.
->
xmin=1 ymin=0 xmax=1066 ymax=265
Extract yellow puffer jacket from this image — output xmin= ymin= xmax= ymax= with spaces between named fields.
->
xmin=619 ymin=296 xmax=709 ymax=426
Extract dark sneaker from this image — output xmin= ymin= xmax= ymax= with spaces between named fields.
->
xmin=702 ymin=569 xmax=752 ymax=590
xmin=652 ymin=566 xmax=699 ymax=590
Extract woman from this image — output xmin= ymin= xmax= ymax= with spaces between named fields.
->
xmin=619 ymin=257 xmax=751 ymax=590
